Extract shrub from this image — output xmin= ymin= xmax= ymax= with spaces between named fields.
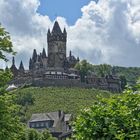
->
xmin=73 ymin=85 xmax=140 ymax=140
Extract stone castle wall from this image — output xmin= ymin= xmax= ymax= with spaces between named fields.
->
xmin=10 ymin=77 xmax=121 ymax=92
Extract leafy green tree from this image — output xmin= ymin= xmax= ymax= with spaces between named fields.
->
xmin=0 ymin=93 xmax=24 ymax=140
xmin=16 ymin=92 xmax=35 ymax=106
xmin=0 ymin=24 xmax=24 ymax=140
xmin=21 ymin=128 xmax=41 ymax=140
xmin=41 ymin=129 xmax=56 ymax=140
xmin=0 ymin=23 xmax=15 ymax=61
xmin=21 ymin=129 xmax=56 ymax=140
xmin=119 ymin=75 xmax=127 ymax=90
xmin=0 ymin=68 xmax=13 ymax=94
xmin=75 ymin=60 xmax=92 ymax=82
xmin=97 ymin=64 xmax=112 ymax=77
xmin=73 ymin=85 xmax=140 ymax=140
xmin=15 ymin=92 xmax=35 ymax=123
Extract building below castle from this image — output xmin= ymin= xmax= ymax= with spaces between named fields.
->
xmin=9 ymin=21 xmax=121 ymax=92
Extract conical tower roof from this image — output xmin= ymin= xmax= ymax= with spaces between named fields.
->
xmin=19 ymin=61 xmax=24 ymax=71
xmin=52 ymin=21 xmax=62 ymax=34
xmin=42 ymin=48 xmax=47 ymax=58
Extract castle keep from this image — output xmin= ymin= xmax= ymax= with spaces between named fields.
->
xmin=10 ymin=21 xmax=121 ymax=92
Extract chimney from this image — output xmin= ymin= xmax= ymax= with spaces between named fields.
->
xmin=58 ymin=110 xmax=61 ymax=118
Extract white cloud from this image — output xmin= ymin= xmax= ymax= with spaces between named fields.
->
xmin=69 ymin=0 xmax=140 ymax=66
xmin=0 ymin=0 xmax=140 ymax=68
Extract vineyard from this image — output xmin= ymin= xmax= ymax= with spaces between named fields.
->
xmin=14 ymin=87 xmax=114 ymax=121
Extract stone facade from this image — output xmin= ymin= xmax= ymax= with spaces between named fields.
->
xmin=10 ymin=21 xmax=121 ymax=92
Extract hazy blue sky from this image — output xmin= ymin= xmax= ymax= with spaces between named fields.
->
xmin=37 ymin=0 xmax=98 ymax=25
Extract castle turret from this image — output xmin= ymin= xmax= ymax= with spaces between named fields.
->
xmin=32 ymin=49 xmax=37 ymax=62
xmin=42 ymin=48 xmax=47 ymax=58
xmin=47 ymin=21 xmax=67 ymax=69
xmin=12 ymin=57 xmax=15 ymax=65
xmin=19 ymin=60 xmax=24 ymax=73
xmin=10 ymin=57 xmax=18 ymax=77
xmin=69 ymin=51 xmax=72 ymax=58
xmin=29 ymin=58 xmax=33 ymax=70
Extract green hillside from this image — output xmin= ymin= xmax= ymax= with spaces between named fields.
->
xmin=14 ymin=87 xmax=114 ymax=122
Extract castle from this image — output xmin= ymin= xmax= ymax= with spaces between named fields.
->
xmin=10 ymin=21 xmax=121 ymax=92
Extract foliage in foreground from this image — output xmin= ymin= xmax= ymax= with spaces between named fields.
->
xmin=21 ymin=129 xmax=56 ymax=140
xmin=0 ymin=23 xmax=25 ymax=140
xmin=0 ymin=24 xmax=54 ymax=140
xmin=73 ymin=85 xmax=140 ymax=140
xmin=0 ymin=92 xmax=24 ymax=140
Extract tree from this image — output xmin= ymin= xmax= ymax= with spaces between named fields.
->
xmin=41 ymin=129 xmax=56 ymax=140
xmin=0 ymin=24 xmax=24 ymax=140
xmin=97 ymin=64 xmax=112 ymax=77
xmin=21 ymin=128 xmax=41 ymax=140
xmin=0 ymin=68 xmax=13 ymax=94
xmin=0 ymin=93 xmax=24 ymax=140
xmin=119 ymin=75 xmax=127 ymax=90
xmin=0 ymin=23 xmax=15 ymax=61
xmin=75 ymin=60 xmax=92 ymax=82
xmin=21 ymin=129 xmax=56 ymax=140
xmin=73 ymin=85 xmax=140 ymax=140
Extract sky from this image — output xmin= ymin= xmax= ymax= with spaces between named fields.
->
xmin=0 ymin=0 xmax=140 ymax=68
xmin=37 ymin=0 xmax=97 ymax=25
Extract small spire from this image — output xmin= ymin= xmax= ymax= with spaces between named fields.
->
xmin=12 ymin=57 xmax=15 ymax=65
xmin=42 ymin=48 xmax=47 ymax=58
xmin=29 ymin=58 xmax=32 ymax=70
xmin=32 ymin=49 xmax=37 ymax=62
xmin=29 ymin=58 xmax=32 ymax=63
xmin=10 ymin=57 xmax=18 ymax=76
xmin=69 ymin=51 xmax=72 ymax=57
xmin=63 ymin=28 xmax=67 ymax=34
xmin=19 ymin=61 xmax=24 ymax=71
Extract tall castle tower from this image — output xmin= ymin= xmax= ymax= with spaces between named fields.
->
xmin=47 ymin=21 xmax=67 ymax=69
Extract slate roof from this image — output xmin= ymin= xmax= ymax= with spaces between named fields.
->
xmin=29 ymin=111 xmax=71 ymax=127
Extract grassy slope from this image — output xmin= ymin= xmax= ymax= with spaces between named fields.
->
xmin=15 ymin=87 xmax=113 ymax=119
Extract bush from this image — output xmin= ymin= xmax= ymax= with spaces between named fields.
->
xmin=73 ymin=85 xmax=140 ymax=140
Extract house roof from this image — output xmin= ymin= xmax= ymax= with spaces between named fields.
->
xmin=29 ymin=113 xmax=52 ymax=122
xmin=29 ymin=111 xmax=71 ymax=124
